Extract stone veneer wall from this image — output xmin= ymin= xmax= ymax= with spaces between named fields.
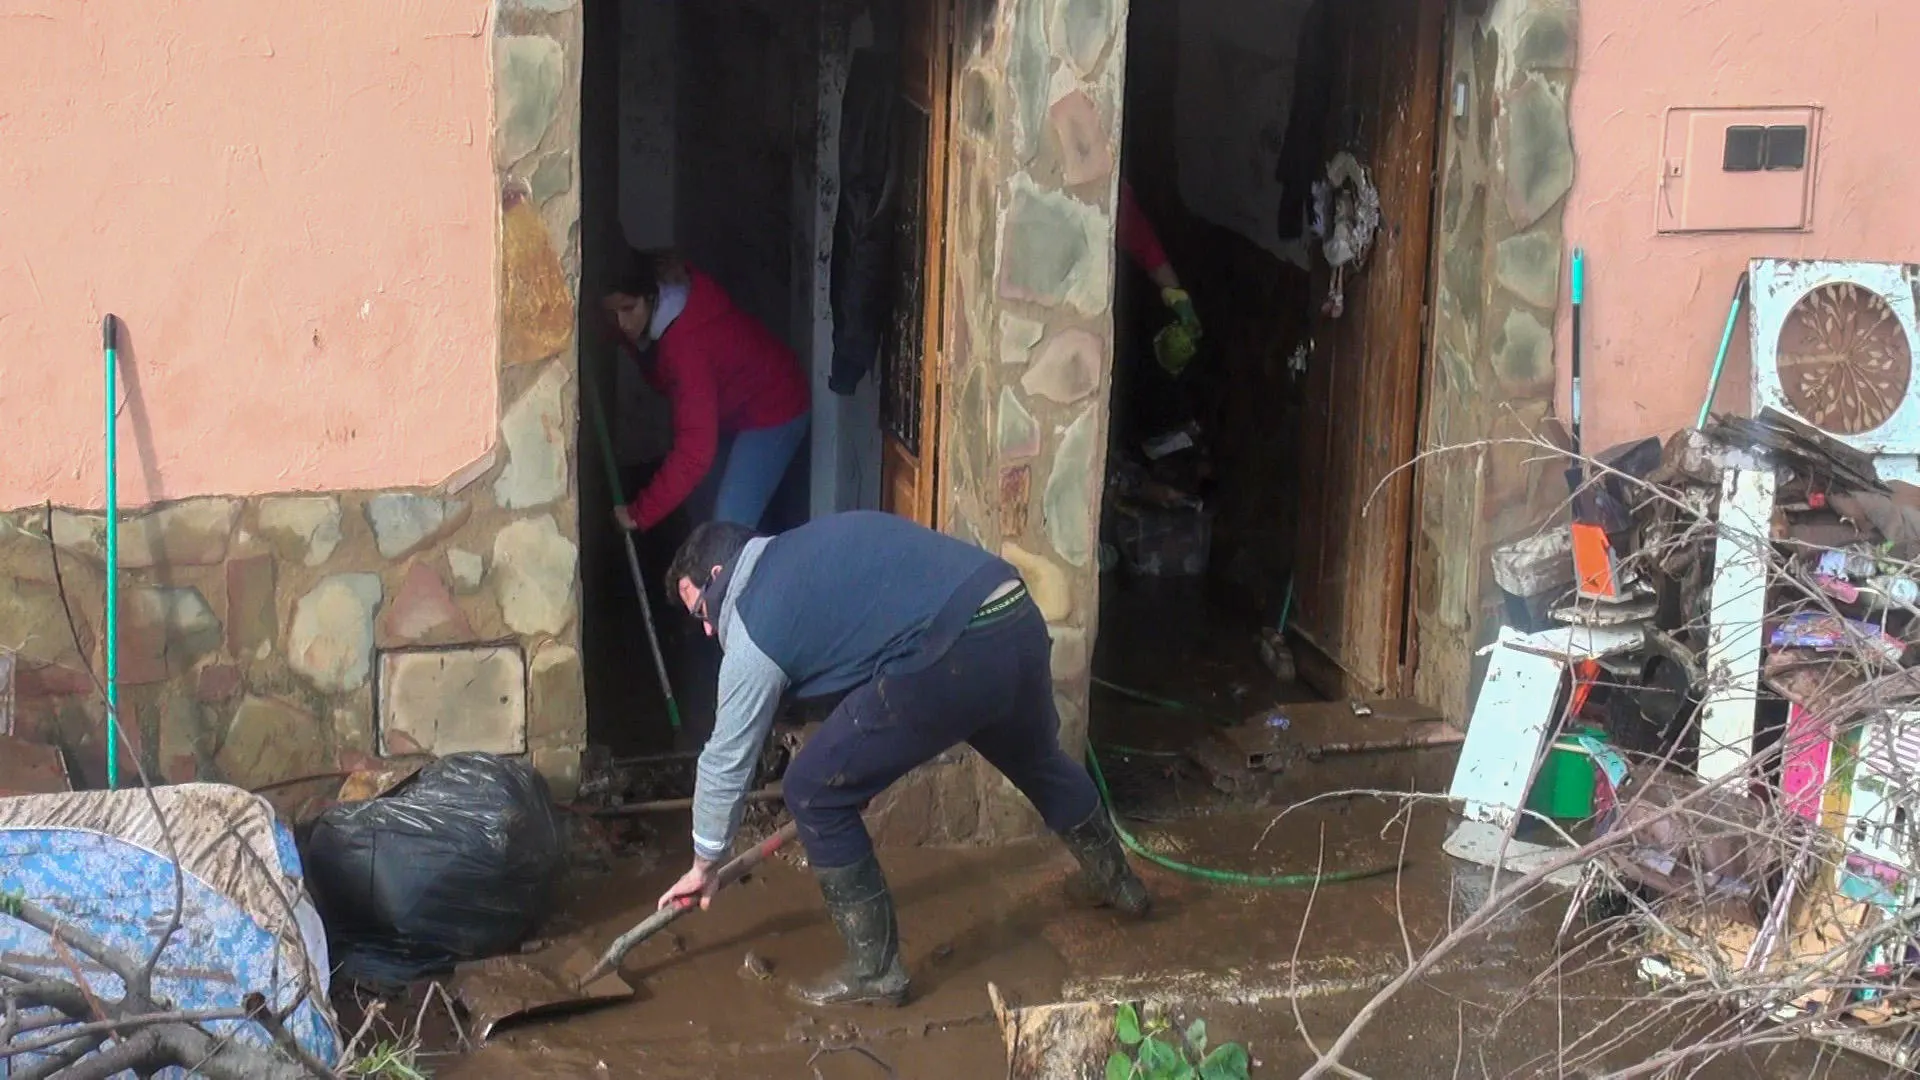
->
xmin=0 ymin=0 xmax=591 ymax=803
xmin=863 ymin=0 xmax=1132 ymax=845
xmin=1413 ymin=0 xmax=1577 ymax=721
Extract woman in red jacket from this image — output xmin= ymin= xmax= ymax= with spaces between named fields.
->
xmin=603 ymin=249 xmax=811 ymax=533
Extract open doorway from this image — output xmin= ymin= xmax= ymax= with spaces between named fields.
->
xmin=577 ymin=0 xmax=830 ymax=758
xmin=1091 ymin=0 xmax=1450 ymax=812
xmin=576 ymin=0 xmax=955 ymax=759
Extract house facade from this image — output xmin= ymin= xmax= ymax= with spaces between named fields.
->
xmin=2 ymin=0 xmax=1916 ymax=834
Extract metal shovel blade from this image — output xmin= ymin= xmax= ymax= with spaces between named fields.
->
xmin=450 ymin=946 xmax=635 ymax=1043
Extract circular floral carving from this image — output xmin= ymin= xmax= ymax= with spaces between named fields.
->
xmin=1776 ymin=281 xmax=1912 ymax=435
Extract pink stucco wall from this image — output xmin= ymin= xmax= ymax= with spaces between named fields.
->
xmin=1560 ymin=0 xmax=1920 ymax=452
xmin=0 ymin=0 xmax=499 ymax=509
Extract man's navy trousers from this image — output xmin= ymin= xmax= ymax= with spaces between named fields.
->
xmin=782 ymin=592 xmax=1101 ymax=869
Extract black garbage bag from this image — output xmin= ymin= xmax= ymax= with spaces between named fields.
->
xmin=304 ymin=753 xmax=567 ymax=987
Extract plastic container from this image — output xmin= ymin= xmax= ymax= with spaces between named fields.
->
xmin=1526 ymin=726 xmax=1604 ymax=820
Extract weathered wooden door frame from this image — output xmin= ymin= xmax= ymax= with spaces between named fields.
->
xmin=1290 ymin=0 xmax=1452 ymax=701
xmin=879 ymin=0 xmax=954 ymax=528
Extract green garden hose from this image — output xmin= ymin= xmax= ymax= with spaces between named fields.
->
xmin=1087 ymin=748 xmax=1403 ymax=888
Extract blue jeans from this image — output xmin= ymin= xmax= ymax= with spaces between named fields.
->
xmin=694 ymin=412 xmax=810 ymax=530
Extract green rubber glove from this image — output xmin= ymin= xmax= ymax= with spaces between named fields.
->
xmin=1162 ymin=287 xmax=1201 ymax=338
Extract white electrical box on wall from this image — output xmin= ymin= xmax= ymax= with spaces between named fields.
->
xmin=1656 ymin=106 xmax=1820 ymax=233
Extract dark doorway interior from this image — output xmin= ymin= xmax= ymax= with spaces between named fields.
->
xmin=1093 ymin=0 xmax=1448 ymax=807
xmin=578 ymin=0 xmax=829 ymax=757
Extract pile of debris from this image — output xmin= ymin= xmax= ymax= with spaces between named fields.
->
xmin=1449 ymin=408 xmax=1920 ymax=1065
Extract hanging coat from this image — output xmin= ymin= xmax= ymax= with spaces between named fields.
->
xmin=828 ymin=45 xmax=903 ymax=396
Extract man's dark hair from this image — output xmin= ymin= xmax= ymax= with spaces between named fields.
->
xmin=664 ymin=521 xmax=758 ymax=600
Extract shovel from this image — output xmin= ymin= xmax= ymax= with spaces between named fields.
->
xmin=451 ymin=821 xmax=800 ymax=1040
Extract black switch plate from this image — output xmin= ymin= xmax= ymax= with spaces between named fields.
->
xmin=1723 ymin=126 xmax=1765 ymax=171
xmin=1765 ymin=125 xmax=1808 ymax=171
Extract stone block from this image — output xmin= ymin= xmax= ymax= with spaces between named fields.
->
xmin=530 ymin=150 xmax=574 ymax=204
xmin=529 ymin=641 xmax=585 ymax=748
xmin=217 ymin=695 xmax=331 ymax=792
xmin=996 ymin=179 xmax=1112 ymax=315
xmin=501 ymin=192 xmax=576 ymax=366
xmin=1022 ymin=328 xmax=1105 ymax=404
xmin=495 ymin=360 xmax=571 ymax=509
xmin=17 ymin=662 xmax=92 ymax=700
xmin=491 ymin=515 xmax=578 ymax=636
xmin=0 ymin=579 xmax=93 ymax=672
xmin=447 ymin=548 xmax=486 ymax=593
xmin=1048 ymin=0 xmax=1118 ymax=75
xmin=365 ymin=494 xmax=469 ymax=561
xmin=1513 ymin=5 xmax=1577 ymax=73
xmin=194 ymin=662 xmax=242 ymax=703
xmin=257 ymin=496 xmax=343 ymax=567
xmin=1495 ymin=228 xmax=1562 ymax=310
xmin=53 ymin=498 xmax=238 ymax=569
xmin=997 ymin=388 xmax=1042 ymax=461
xmin=494 ymin=35 xmax=565 ymax=167
xmin=378 ymin=646 xmax=528 ymax=756
xmin=1047 ymin=90 xmax=1113 ymax=187
xmin=1491 ymin=308 xmax=1556 ymax=394
xmin=1009 ymin=0 xmax=1052 ymax=159
xmin=225 ymin=554 xmax=277 ymax=658
xmin=378 ymin=562 xmax=474 ymax=647
xmin=288 ymin=574 xmax=383 ymax=694
xmin=119 ymin=587 xmax=222 ymax=687
xmin=1501 ymin=75 xmax=1574 ymax=231
xmin=999 ymin=313 xmax=1045 ymax=365
xmin=1043 ymin=407 xmax=1098 ymax=567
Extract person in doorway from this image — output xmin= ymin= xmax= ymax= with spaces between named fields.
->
xmin=1118 ymin=179 xmax=1202 ymax=348
xmin=654 ymin=512 xmax=1152 ymax=1006
xmin=601 ymin=247 xmax=810 ymax=533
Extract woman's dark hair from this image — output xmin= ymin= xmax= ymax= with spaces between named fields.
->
xmin=664 ymin=521 xmax=758 ymax=599
xmin=605 ymin=244 xmax=688 ymax=304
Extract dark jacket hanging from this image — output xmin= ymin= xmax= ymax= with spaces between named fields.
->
xmin=828 ymin=45 xmax=903 ymax=396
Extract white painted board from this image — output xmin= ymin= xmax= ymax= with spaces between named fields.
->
xmin=1698 ymin=466 xmax=1776 ymax=781
xmin=1449 ymin=628 xmax=1564 ymax=826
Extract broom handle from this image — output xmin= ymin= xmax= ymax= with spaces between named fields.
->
xmin=577 ymin=821 xmax=798 ymax=987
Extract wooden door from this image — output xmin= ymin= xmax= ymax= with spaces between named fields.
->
xmin=1289 ymin=0 xmax=1448 ymax=698
xmin=878 ymin=0 xmax=952 ymax=526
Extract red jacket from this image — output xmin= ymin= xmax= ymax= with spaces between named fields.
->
xmin=627 ymin=269 xmax=810 ymax=529
xmin=1117 ymin=180 xmax=1170 ymax=277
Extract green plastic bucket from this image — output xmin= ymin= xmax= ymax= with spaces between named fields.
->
xmin=1526 ymin=727 xmax=1603 ymax=820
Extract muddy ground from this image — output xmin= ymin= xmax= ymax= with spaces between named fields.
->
xmin=407 ymin=580 xmax=1904 ymax=1078
xmin=422 ymin=804 xmax=1894 ymax=1078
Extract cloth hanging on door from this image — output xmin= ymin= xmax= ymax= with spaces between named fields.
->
xmin=828 ymin=45 xmax=903 ymax=396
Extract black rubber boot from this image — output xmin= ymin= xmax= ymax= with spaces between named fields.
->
xmin=791 ymin=853 xmax=910 ymax=1007
xmin=1059 ymin=807 xmax=1152 ymax=917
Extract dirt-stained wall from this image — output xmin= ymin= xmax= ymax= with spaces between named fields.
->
xmin=863 ymin=0 xmax=1131 ymax=844
xmin=0 ymin=0 xmax=590 ymax=803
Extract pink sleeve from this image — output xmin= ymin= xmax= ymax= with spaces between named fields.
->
xmin=629 ymin=342 xmax=720 ymax=530
xmin=1117 ymin=181 xmax=1170 ymax=276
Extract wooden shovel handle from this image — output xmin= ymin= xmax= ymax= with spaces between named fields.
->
xmin=576 ymin=820 xmax=799 ymax=988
